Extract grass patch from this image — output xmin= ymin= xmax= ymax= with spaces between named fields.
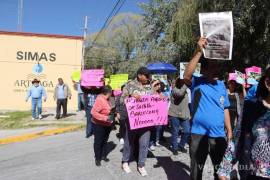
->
xmin=0 ymin=111 xmax=32 ymax=129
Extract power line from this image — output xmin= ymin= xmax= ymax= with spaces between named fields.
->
xmin=89 ymin=0 xmax=126 ymax=49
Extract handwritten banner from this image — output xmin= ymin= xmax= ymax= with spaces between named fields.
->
xmin=125 ymin=95 xmax=168 ymax=130
xmin=109 ymin=74 xmax=128 ymax=90
xmin=81 ymin=69 xmax=104 ymax=87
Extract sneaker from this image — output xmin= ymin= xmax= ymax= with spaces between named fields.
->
xmin=149 ymin=145 xmax=155 ymax=151
xmin=172 ymin=150 xmax=178 ymax=156
xmin=138 ymin=167 xmax=148 ymax=177
xmin=155 ymin=141 xmax=161 ymax=147
xmin=122 ymin=163 xmax=131 ymax=174
xmin=102 ymin=157 xmax=110 ymax=162
xmin=95 ymin=160 xmax=101 ymax=167
xmin=119 ymin=138 xmax=124 ymax=145
xmin=179 ymin=146 xmax=188 ymax=153
xmin=31 ymin=117 xmax=35 ymax=120
xmin=38 ymin=114 xmax=42 ymax=119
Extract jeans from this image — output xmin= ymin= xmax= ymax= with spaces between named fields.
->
xmin=85 ymin=106 xmax=93 ymax=137
xmin=190 ymin=134 xmax=227 ymax=180
xmin=56 ymin=99 xmax=67 ymax=118
xmin=122 ymin=126 xmax=151 ymax=167
xmin=93 ymin=123 xmax=111 ymax=161
xmin=31 ymin=98 xmax=42 ymax=118
xmin=150 ymin=126 xmax=164 ymax=146
xmin=119 ymin=118 xmax=126 ymax=139
xmin=77 ymin=93 xmax=85 ymax=111
xmin=156 ymin=125 xmax=164 ymax=142
xmin=169 ymin=116 xmax=190 ymax=150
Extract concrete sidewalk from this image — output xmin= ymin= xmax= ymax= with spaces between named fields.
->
xmin=0 ymin=108 xmax=86 ymax=145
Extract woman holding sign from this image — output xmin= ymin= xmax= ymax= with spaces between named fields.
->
xmin=120 ymin=67 xmax=153 ymax=177
xmin=91 ymin=86 xmax=113 ymax=167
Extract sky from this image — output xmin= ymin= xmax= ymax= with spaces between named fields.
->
xmin=0 ymin=0 xmax=148 ymax=36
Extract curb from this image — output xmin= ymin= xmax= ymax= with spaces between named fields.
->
xmin=0 ymin=125 xmax=83 ymax=145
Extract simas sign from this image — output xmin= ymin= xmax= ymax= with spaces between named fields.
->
xmin=16 ymin=51 xmax=56 ymax=62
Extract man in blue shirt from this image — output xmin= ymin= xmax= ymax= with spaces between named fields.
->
xmin=54 ymin=78 xmax=72 ymax=119
xmin=184 ymin=37 xmax=232 ymax=180
xmin=26 ymin=79 xmax=47 ymax=120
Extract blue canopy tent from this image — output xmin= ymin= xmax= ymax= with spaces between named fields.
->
xmin=147 ymin=63 xmax=177 ymax=74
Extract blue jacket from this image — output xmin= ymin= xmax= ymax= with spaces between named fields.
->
xmin=26 ymin=85 xmax=47 ymax=100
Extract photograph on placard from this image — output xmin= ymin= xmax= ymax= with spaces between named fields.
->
xmin=179 ymin=62 xmax=201 ymax=79
xmin=199 ymin=11 xmax=233 ymax=60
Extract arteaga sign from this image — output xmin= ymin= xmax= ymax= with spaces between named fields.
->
xmin=13 ymin=64 xmax=55 ymax=94
xmin=16 ymin=51 xmax=56 ymax=62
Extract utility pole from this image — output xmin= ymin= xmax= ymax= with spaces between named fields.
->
xmin=17 ymin=0 xmax=23 ymax=32
xmin=81 ymin=16 xmax=88 ymax=69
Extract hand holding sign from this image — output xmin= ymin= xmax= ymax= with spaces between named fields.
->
xmin=245 ymin=66 xmax=261 ymax=85
xmin=197 ymin=37 xmax=208 ymax=52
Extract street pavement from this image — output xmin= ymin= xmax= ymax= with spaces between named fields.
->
xmin=0 ymin=129 xmax=214 ymax=180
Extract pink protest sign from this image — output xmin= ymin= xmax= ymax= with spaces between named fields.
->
xmin=125 ymin=95 xmax=168 ymax=130
xmin=245 ymin=66 xmax=261 ymax=74
xmin=113 ymin=90 xmax=122 ymax=96
xmin=228 ymin=73 xmax=236 ymax=81
xmin=81 ymin=69 xmax=104 ymax=87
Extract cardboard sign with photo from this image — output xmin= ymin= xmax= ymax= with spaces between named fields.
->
xmin=151 ymin=74 xmax=167 ymax=82
xmin=235 ymin=70 xmax=245 ymax=84
xmin=245 ymin=66 xmax=261 ymax=85
xmin=199 ymin=11 xmax=234 ymax=60
xmin=179 ymin=62 xmax=201 ymax=79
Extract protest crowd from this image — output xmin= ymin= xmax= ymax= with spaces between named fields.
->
xmin=24 ymin=13 xmax=269 ymax=180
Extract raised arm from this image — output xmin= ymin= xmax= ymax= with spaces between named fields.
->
xmin=184 ymin=37 xmax=207 ymax=86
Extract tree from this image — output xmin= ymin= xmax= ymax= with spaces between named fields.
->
xmin=84 ymin=13 xmax=143 ymax=77
xmin=138 ymin=0 xmax=180 ymax=63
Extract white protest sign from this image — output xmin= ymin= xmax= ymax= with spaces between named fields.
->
xmin=199 ymin=11 xmax=233 ymax=60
